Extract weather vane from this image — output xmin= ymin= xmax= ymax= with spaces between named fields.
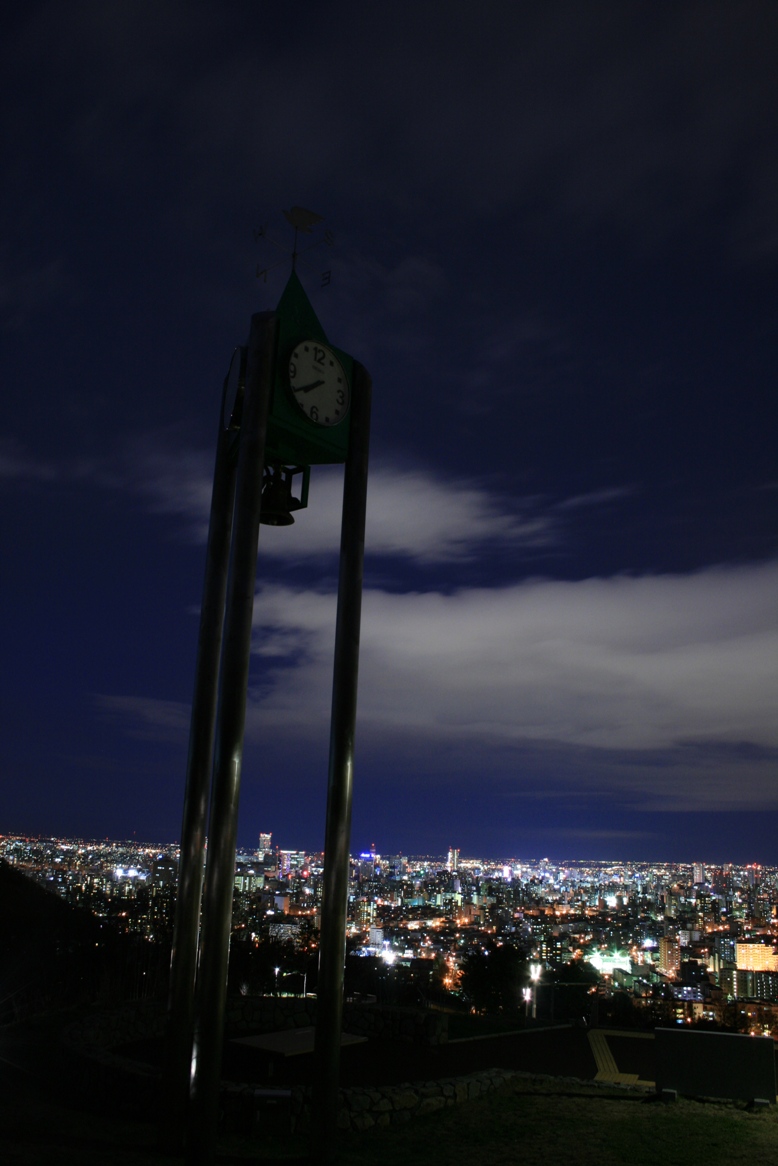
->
xmin=254 ymin=206 xmax=334 ymax=287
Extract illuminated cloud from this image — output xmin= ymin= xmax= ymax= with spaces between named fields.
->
xmin=248 ymin=562 xmax=778 ymax=750
xmin=96 ymin=694 xmax=190 ymax=741
xmin=94 ymin=536 xmax=777 ymax=815
xmin=130 ymin=445 xmax=557 ymax=562
xmin=239 ymin=561 xmax=778 ymax=810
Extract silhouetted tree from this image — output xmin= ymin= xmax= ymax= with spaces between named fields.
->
xmin=459 ymin=940 xmax=527 ymax=1014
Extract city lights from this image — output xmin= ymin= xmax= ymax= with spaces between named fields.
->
xmin=3 ymin=834 xmax=778 ymax=1035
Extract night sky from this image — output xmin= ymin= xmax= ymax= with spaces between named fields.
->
xmin=1 ymin=2 xmax=776 ymax=863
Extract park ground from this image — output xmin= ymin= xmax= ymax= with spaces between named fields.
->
xmin=2 ymin=1012 xmax=778 ymax=1165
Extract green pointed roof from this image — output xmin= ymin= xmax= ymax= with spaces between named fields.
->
xmin=275 ymin=270 xmax=328 ymax=345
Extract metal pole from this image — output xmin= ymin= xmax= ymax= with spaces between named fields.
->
xmin=159 ymin=400 xmax=238 ymax=1154
xmin=186 ymin=312 xmax=278 ymax=1166
xmin=313 ymin=362 xmax=372 ymax=1158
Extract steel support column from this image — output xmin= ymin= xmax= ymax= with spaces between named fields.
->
xmin=185 ymin=311 xmax=278 ymax=1166
xmin=313 ymin=362 xmax=372 ymax=1157
xmin=159 ymin=391 xmax=238 ymax=1153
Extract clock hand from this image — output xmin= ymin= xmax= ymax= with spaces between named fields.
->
xmin=293 ymin=379 xmax=325 ymax=394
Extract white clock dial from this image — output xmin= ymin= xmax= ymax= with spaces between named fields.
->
xmin=288 ymin=341 xmax=349 ymax=427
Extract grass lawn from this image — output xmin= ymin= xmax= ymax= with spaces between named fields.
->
xmin=2 ymin=1074 xmax=777 ymax=1165
xmin=339 ymin=1077 xmax=778 ymax=1166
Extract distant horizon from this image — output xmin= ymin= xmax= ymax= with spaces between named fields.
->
xmin=3 ymin=831 xmax=774 ymax=871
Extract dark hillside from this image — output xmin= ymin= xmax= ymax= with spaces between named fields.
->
xmin=0 ymin=860 xmax=168 ymax=1019
xmin=0 ymin=858 xmax=104 ymax=937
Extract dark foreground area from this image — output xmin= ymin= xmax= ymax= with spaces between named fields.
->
xmin=2 ymin=1010 xmax=777 ymax=1166
xmin=1 ymin=870 xmax=776 ymax=1164
xmin=119 ymin=1018 xmax=608 ymax=1089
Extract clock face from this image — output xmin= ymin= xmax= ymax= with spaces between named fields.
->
xmin=288 ymin=341 xmax=350 ymax=427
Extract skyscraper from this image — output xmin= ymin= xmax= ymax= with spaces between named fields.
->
xmin=258 ymin=832 xmax=272 ymax=860
xmin=658 ymin=936 xmax=681 ymax=978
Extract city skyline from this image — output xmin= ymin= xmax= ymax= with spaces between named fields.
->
xmin=1 ymin=830 xmax=773 ymax=875
xmin=1 ymin=3 xmax=776 ymax=864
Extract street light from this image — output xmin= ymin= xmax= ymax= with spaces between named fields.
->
xmin=279 ymin=969 xmax=308 ymax=997
xmin=274 ymin=966 xmax=280 ymax=996
xmin=530 ymin=963 xmax=542 ymax=1020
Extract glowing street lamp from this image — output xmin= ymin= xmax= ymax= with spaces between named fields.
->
xmin=530 ymin=963 xmax=543 ymax=1020
xmin=279 ymin=969 xmax=307 ymax=997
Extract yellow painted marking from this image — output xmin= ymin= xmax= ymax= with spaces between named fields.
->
xmin=589 ymin=1029 xmax=619 ymax=1077
xmin=588 ymin=1028 xmax=655 ymax=1087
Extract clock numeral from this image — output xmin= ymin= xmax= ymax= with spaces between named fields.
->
xmin=310 ymin=405 xmax=319 ymax=422
xmin=313 ymin=346 xmax=325 ymax=364
xmin=336 ymin=389 xmax=345 ymax=406
xmin=289 ymin=362 xmax=297 ymax=379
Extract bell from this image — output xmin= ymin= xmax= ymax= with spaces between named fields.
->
xmin=259 ymin=466 xmax=296 ymax=525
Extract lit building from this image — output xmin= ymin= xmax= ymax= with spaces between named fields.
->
xmin=714 ymin=934 xmax=736 ymax=965
xmin=735 ymin=941 xmax=778 ymax=972
xmin=354 ymin=898 xmax=374 ymax=930
xmin=258 ymin=832 xmax=272 ymax=859
xmin=234 ymin=863 xmax=261 ymax=892
xmin=734 ymin=971 xmax=778 ymax=1001
xmin=658 ymin=936 xmax=681 ymax=977
xmin=447 ymin=847 xmax=459 ymax=872
xmin=357 ymin=851 xmax=377 ymax=881
xmin=151 ymin=856 xmax=177 ymax=886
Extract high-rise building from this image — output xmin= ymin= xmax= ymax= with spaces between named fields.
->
xmin=658 ymin=936 xmax=681 ymax=978
xmin=713 ymin=934 xmax=736 ymax=966
xmin=692 ymin=863 xmax=705 ymax=885
xmin=357 ymin=851 xmax=377 ymax=881
xmin=447 ymin=847 xmax=459 ymax=872
xmin=354 ymin=898 xmax=374 ymax=930
xmin=277 ymin=850 xmax=306 ymax=876
xmin=735 ymin=971 xmax=778 ymax=1000
xmin=735 ymin=941 xmax=778 ymax=972
xmin=258 ymin=832 xmax=272 ymax=859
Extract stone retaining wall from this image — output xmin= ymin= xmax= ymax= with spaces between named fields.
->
xmin=61 ymin=998 xmax=495 ymax=1134
xmin=222 ymin=1067 xmax=517 ymax=1132
xmin=336 ymin=1067 xmax=517 ymax=1131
